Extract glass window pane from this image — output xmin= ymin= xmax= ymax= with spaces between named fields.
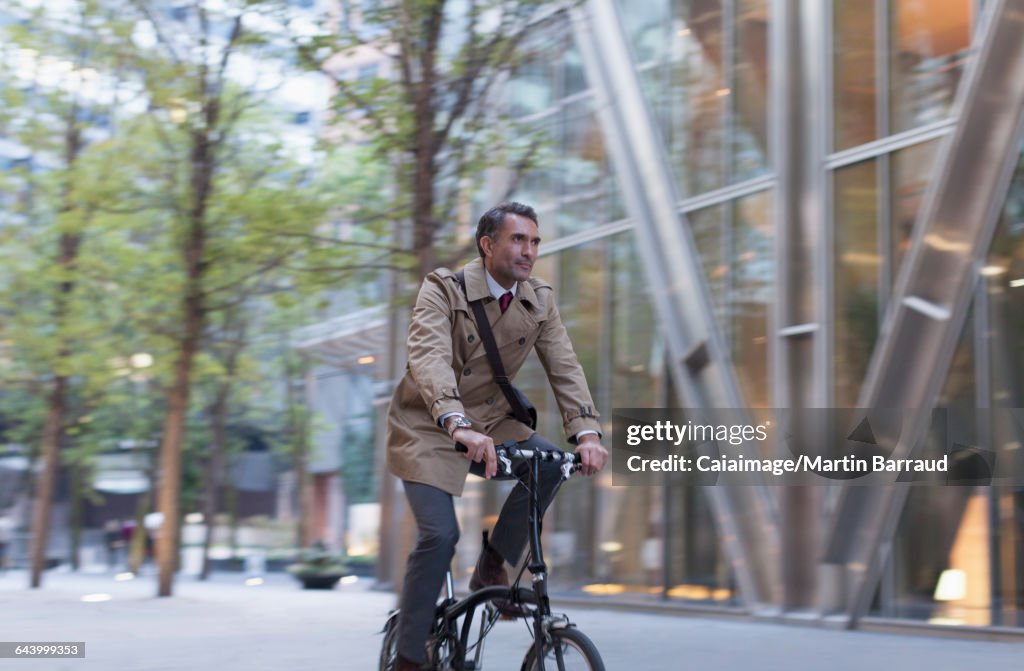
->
xmin=890 ymin=0 xmax=971 ymax=134
xmin=615 ymin=0 xmax=672 ymax=65
xmin=987 ymin=153 xmax=1024 ymax=410
xmin=834 ymin=0 xmax=878 ymax=150
xmin=689 ymin=204 xmax=728 ymax=331
xmin=833 ymin=160 xmax=879 ymax=407
xmin=891 ymin=139 xmax=940 ymax=281
xmin=509 ymin=116 xmax=559 ymax=207
xmin=731 ymin=190 xmax=773 ymax=408
xmin=557 ymin=241 xmax=605 ymax=403
xmin=670 ymin=0 xmax=726 ymax=196
xmin=562 ymin=40 xmax=587 ymax=98
xmin=640 ymin=62 xmax=671 ymax=139
xmin=731 ymin=0 xmax=770 ymax=180
xmin=610 ymin=233 xmax=663 ymax=409
xmin=508 ymin=48 xmax=556 ymax=118
xmin=546 ymin=242 xmax=605 ymax=588
xmin=986 ymin=149 xmax=1024 ymax=626
xmin=559 ymin=100 xmax=608 ymax=202
xmin=554 ymin=195 xmax=605 ymax=238
xmin=665 ymin=470 xmax=736 ymax=604
xmin=879 ymin=320 xmax=984 ymax=625
xmin=593 ymin=485 xmax=668 ymax=597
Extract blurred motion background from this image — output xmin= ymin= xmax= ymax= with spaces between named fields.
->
xmin=1 ymin=0 xmax=1023 ymax=638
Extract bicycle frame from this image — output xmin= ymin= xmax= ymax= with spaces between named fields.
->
xmin=429 ymin=441 xmax=579 ymax=671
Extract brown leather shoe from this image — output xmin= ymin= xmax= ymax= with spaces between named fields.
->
xmin=469 ymin=532 xmax=529 ymax=619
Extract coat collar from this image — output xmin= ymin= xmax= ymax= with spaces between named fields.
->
xmin=462 ymin=257 xmax=538 ymax=308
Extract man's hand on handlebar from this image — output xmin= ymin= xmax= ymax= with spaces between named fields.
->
xmin=575 ymin=433 xmax=608 ymax=477
xmin=453 ymin=428 xmax=498 ymax=479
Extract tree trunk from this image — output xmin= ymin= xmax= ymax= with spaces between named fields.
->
xmin=293 ymin=407 xmax=314 ymax=549
xmin=199 ymin=386 xmax=229 ymax=581
xmin=28 ymin=112 xmax=83 ymax=588
xmin=226 ymin=482 xmax=239 ymax=557
xmin=68 ymin=461 xmax=83 ymax=571
xmin=29 ymin=377 xmax=67 ymax=587
xmin=297 ymin=454 xmax=314 ymax=548
xmin=155 ymin=94 xmax=212 ymax=594
xmin=128 ymin=494 xmax=148 ymax=574
xmin=155 ymin=315 xmax=201 ymax=596
xmin=286 ymin=357 xmax=314 ymax=548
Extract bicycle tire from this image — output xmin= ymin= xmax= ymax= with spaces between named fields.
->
xmin=520 ymin=626 xmax=605 ymax=671
xmin=379 ymin=611 xmax=456 ymax=671
xmin=379 ymin=612 xmax=400 ymax=671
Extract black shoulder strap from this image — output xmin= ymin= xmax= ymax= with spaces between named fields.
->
xmin=455 ymin=270 xmax=532 ymax=425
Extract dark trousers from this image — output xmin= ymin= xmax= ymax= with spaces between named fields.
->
xmin=396 ymin=433 xmax=564 ymax=664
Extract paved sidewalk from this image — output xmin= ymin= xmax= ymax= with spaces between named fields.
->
xmin=1 ymin=568 xmax=1021 ymax=670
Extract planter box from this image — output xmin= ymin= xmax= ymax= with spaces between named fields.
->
xmin=294 ymin=574 xmax=344 ymax=590
xmin=209 ymin=558 xmax=246 ymax=572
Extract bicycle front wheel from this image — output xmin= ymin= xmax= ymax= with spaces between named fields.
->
xmin=520 ymin=627 xmax=605 ymax=671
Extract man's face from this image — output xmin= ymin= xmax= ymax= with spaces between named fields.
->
xmin=481 ymin=213 xmax=540 ymax=289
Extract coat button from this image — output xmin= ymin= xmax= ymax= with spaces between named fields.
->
xmin=485 ymin=397 xmax=494 ymax=405
xmin=518 ymin=337 xmax=526 ymax=345
xmin=463 ymin=368 xmax=471 ymax=376
xmin=468 ymin=334 xmax=475 ymax=343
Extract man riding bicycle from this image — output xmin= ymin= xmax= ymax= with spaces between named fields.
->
xmin=386 ymin=202 xmax=609 ymax=671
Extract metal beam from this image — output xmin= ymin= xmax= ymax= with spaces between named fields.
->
xmin=822 ymin=0 xmax=1024 ymax=626
xmin=771 ymin=0 xmax=830 ymax=612
xmin=572 ymin=0 xmax=781 ymax=610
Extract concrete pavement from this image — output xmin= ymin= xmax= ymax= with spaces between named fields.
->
xmin=1 ymin=568 xmax=1021 ymax=670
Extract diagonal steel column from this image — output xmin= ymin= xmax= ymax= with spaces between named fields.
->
xmin=571 ymin=0 xmax=781 ymax=610
xmin=822 ymin=0 xmax=1024 ymax=627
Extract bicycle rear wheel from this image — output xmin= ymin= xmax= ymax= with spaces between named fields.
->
xmin=520 ymin=627 xmax=605 ymax=671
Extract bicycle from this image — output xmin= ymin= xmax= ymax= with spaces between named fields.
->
xmin=379 ymin=440 xmax=605 ymax=671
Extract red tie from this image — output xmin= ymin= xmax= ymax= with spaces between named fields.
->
xmin=499 ymin=292 xmax=513 ymax=313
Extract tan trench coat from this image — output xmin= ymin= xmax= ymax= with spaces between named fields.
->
xmin=386 ymin=257 xmax=602 ymax=496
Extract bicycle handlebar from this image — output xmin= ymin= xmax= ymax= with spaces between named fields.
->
xmin=454 ymin=440 xmax=581 ymax=478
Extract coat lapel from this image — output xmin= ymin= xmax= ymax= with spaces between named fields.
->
xmin=460 ymin=259 xmax=538 ymax=364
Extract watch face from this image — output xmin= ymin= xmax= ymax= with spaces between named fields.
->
xmin=448 ymin=417 xmax=471 ymax=436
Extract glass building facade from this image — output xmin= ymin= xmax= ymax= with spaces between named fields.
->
xmin=447 ymin=0 xmax=1024 ymax=633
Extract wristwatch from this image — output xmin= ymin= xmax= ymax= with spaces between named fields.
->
xmin=446 ymin=415 xmax=473 ymax=437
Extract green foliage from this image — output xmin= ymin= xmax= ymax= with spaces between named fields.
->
xmin=292 ymin=0 xmax=554 ymax=276
xmin=0 ymin=1 xmax=353 ymax=526
xmin=286 ymin=540 xmax=348 ymax=577
xmin=0 ymin=1 xmax=151 ymax=474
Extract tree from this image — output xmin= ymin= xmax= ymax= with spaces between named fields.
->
xmin=294 ymin=0 xmax=559 ymax=586
xmin=297 ymin=0 xmax=552 ymax=283
xmin=0 ymin=0 xmax=142 ymax=588
xmin=98 ymin=1 xmax=335 ymax=595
